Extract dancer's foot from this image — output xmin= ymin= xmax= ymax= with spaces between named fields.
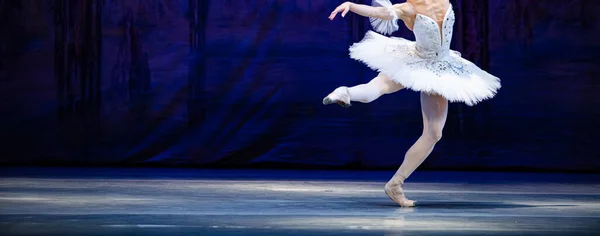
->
xmin=384 ymin=182 xmax=417 ymax=207
xmin=323 ymin=87 xmax=351 ymax=108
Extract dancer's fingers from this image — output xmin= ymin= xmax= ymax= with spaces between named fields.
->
xmin=341 ymin=6 xmax=350 ymax=17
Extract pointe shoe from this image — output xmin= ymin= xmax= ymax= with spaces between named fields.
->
xmin=384 ymin=182 xmax=417 ymax=207
xmin=322 ymin=87 xmax=351 ymax=108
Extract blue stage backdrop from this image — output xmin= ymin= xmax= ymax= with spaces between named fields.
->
xmin=1 ymin=0 xmax=599 ymax=171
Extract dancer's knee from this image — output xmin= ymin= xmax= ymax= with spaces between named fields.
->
xmin=425 ymin=128 xmax=443 ymax=142
xmin=375 ymin=73 xmax=404 ymax=94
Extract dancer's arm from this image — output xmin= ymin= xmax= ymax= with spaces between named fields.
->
xmin=330 ymin=1 xmax=413 ymax=35
xmin=329 ymin=2 xmax=394 ymax=20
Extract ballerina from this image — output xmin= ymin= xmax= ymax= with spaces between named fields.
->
xmin=323 ymin=0 xmax=501 ymax=207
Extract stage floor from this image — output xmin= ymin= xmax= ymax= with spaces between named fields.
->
xmin=0 ymin=167 xmax=599 ymax=235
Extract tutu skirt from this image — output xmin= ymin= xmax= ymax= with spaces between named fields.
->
xmin=349 ymin=31 xmax=501 ymax=106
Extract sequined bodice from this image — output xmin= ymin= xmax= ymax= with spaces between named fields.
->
xmin=412 ymin=6 xmax=454 ymax=59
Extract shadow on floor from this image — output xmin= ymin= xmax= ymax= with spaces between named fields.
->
xmin=369 ymin=201 xmax=572 ymax=209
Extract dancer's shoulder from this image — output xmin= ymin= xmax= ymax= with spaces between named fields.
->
xmin=393 ymin=3 xmax=417 ymax=31
xmin=393 ymin=3 xmax=416 ymax=19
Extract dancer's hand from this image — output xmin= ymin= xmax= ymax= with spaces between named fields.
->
xmin=329 ymin=2 xmax=352 ymax=20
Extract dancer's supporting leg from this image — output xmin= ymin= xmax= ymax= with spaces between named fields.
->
xmin=385 ymin=92 xmax=448 ymax=207
xmin=323 ymin=73 xmax=404 ymax=107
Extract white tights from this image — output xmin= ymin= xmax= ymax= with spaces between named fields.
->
xmin=340 ymin=73 xmax=448 ymax=205
xmin=347 ymin=74 xmax=404 ymax=103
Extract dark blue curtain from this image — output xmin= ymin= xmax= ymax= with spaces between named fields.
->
xmin=0 ymin=0 xmax=599 ymax=172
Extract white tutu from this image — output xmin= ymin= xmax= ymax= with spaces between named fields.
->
xmin=349 ymin=31 xmax=500 ymax=106
xmin=349 ymin=1 xmax=501 ymax=106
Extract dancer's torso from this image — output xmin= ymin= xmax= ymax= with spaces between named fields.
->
xmin=396 ymin=0 xmax=450 ymax=32
xmin=395 ymin=0 xmax=453 ymax=58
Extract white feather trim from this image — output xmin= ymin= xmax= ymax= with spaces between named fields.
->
xmin=370 ymin=0 xmax=399 ymax=35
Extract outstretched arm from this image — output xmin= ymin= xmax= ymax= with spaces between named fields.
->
xmin=329 ymin=2 xmax=394 ymax=20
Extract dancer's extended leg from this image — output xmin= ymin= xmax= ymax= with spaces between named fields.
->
xmin=385 ymin=93 xmax=448 ymax=207
xmin=323 ymin=73 xmax=404 ymax=107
